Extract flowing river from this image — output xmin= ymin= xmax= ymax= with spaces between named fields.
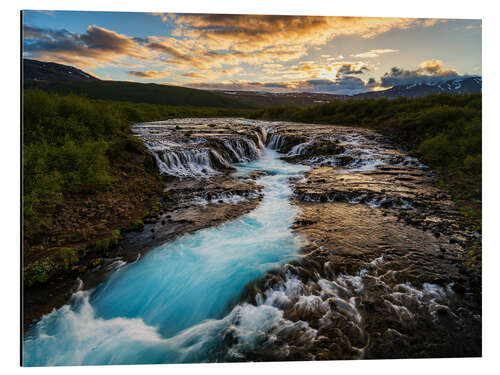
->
xmin=23 ymin=119 xmax=482 ymax=364
xmin=23 ymin=149 xmax=310 ymax=366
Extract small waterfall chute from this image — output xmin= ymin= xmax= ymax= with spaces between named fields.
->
xmin=266 ymin=134 xmax=287 ymax=150
xmin=154 ymin=148 xmax=216 ymax=177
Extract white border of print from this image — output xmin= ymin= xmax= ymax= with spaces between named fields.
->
xmin=2 ymin=1 xmax=496 ymax=374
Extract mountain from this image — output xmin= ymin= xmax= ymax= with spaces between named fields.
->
xmin=354 ymin=77 xmax=482 ymax=99
xmin=211 ymin=76 xmax=482 ymax=107
xmin=23 ymin=59 xmax=251 ymax=109
xmin=23 ymin=59 xmax=99 ymax=81
xmin=209 ymin=90 xmax=350 ymax=107
xmin=23 ymin=59 xmax=481 ymax=109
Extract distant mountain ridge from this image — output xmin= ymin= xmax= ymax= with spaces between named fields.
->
xmin=23 ymin=59 xmax=99 ymax=82
xmin=23 ymin=59 xmax=251 ymax=109
xmin=23 ymin=59 xmax=481 ymax=109
xmin=212 ymin=76 xmax=482 ymax=107
xmin=354 ymin=76 xmax=482 ymax=99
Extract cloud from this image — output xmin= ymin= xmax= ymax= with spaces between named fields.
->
xmin=174 ymin=15 xmax=430 ymax=51
xmin=186 ymin=74 xmax=369 ymax=95
xmin=419 ymin=18 xmax=443 ymax=27
xmin=150 ymin=13 xmax=176 ymax=23
xmin=23 ymin=15 xmax=453 ymax=87
xmin=218 ymin=67 xmax=243 ymax=76
xmin=23 ymin=25 xmax=152 ymax=68
xmin=378 ymin=60 xmax=461 ymax=87
xmin=301 ymin=76 xmax=369 ymax=94
xmin=23 ymin=25 xmax=74 ymax=40
xmin=351 ymin=49 xmax=399 ymax=58
xmin=418 ymin=59 xmax=444 ymax=73
xmin=334 ymin=62 xmax=370 ymax=75
xmin=168 ymin=15 xmax=436 ymax=70
xmin=277 ymin=61 xmax=371 ymax=81
xmin=126 ymin=70 xmax=171 ymax=79
xmin=186 ymin=59 xmax=468 ymax=95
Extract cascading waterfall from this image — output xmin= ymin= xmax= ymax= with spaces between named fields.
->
xmin=23 ymin=121 xmax=471 ymax=366
xmin=258 ymin=126 xmax=268 ymax=146
xmin=223 ymin=138 xmax=261 ymax=163
xmin=287 ymin=140 xmax=314 ymax=156
xmin=253 ymin=130 xmax=265 ymax=149
xmin=266 ymin=134 xmax=287 ymax=150
xmin=153 ymin=148 xmax=217 ymax=177
xmin=149 ymin=137 xmax=261 ymax=178
xmin=23 ymin=149 xmax=310 ymax=366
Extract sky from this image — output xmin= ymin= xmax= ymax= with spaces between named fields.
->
xmin=22 ymin=10 xmax=482 ymax=95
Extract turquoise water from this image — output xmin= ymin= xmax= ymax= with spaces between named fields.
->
xmin=23 ymin=149 xmax=309 ymax=366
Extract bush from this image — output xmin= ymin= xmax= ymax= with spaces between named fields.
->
xmin=23 ymin=89 xmax=254 ymax=242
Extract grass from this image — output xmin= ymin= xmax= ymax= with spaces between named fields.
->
xmin=23 ymin=89 xmax=482 ymax=283
xmin=23 ymin=89 xmax=252 ymax=244
xmin=24 ymin=79 xmax=253 ymax=109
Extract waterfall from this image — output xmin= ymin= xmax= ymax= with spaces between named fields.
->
xmin=287 ymin=140 xmax=314 ymax=156
xmin=254 ymin=130 xmax=265 ymax=149
xmin=153 ymin=149 xmax=219 ymax=177
xmin=257 ymin=127 xmax=268 ymax=147
xmin=223 ymin=138 xmax=260 ymax=162
xmin=266 ymin=134 xmax=287 ymax=150
xmin=145 ymin=137 xmax=262 ymax=178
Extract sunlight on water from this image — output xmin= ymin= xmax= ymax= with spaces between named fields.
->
xmin=23 ymin=149 xmax=309 ymax=366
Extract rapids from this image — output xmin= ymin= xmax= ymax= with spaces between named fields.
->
xmin=22 ymin=118 xmax=481 ymax=364
xmin=23 ymin=149 xmax=310 ymax=366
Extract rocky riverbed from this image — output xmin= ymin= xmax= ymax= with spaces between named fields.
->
xmin=24 ymin=118 xmax=481 ymax=361
xmin=238 ymin=121 xmax=482 ymax=360
xmin=131 ymin=119 xmax=481 ymax=360
xmin=24 ymin=118 xmax=267 ymax=330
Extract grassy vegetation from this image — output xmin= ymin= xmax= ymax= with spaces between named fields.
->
xmin=25 ymin=90 xmax=482 ymax=236
xmin=24 ymin=79 xmax=253 ymax=109
xmin=23 ymin=89 xmax=253 ymax=243
xmin=23 ymin=90 xmax=482 ymax=286
xmin=252 ymin=94 xmax=482 ymax=228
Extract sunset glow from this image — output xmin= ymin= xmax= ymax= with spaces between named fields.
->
xmin=23 ymin=11 xmax=482 ymax=94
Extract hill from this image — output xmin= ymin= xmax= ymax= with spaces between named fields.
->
xmin=354 ymin=77 xmax=482 ymax=99
xmin=209 ymin=90 xmax=349 ymax=108
xmin=211 ymin=76 xmax=482 ymax=107
xmin=23 ymin=59 xmax=99 ymax=82
xmin=23 ymin=59 xmax=251 ymax=109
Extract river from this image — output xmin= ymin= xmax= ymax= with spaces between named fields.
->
xmin=23 ymin=119 xmax=482 ymax=364
xmin=23 ymin=148 xmax=310 ymax=366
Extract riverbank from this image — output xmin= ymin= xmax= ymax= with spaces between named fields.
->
xmin=23 ymin=116 xmax=268 ymax=330
xmin=24 ymin=118 xmax=481 ymax=364
xmin=22 ymin=90 xmax=255 ymax=328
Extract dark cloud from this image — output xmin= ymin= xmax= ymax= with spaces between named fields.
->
xmin=23 ymin=25 xmax=149 ymax=68
xmin=303 ymin=76 xmax=368 ymax=94
xmin=379 ymin=65 xmax=461 ymax=87
xmin=78 ymin=26 xmax=135 ymax=52
xmin=336 ymin=63 xmax=369 ymax=75
xmin=127 ymin=70 xmax=171 ymax=79
xmin=187 ymin=75 xmax=369 ymax=95
xmin=23 ymin=25 xmax=74 ymax=41
xmin=263 ymin=83 xmax=289 ymax=88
